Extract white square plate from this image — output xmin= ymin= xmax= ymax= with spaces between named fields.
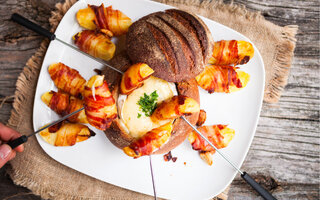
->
xmin=33 ymin=0 xmax=265 ymax=199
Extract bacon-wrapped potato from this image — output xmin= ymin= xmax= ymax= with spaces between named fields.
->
xmin=188 ymin=125 xmax=235 ymax=152
xmin=73 ymin=30 xmax=116 ymax=61
xmin=195 ymin=65 xmax=250 ymax=93
xmin=120 ymin=63 xmax=154 ymax=95
xmin=39 ymin=122 xmax=95 ymax=146
xmin=76 ymin=3 xmax=132 ymax=36
xmin=209 ymin=40 xmax=254 ymax=66
xmin=123 ymin=122 xmax=173 ymax=158
xmin=83 ymin=75 xmax=117 ymax=130
xmin=151 ymin=95 xmax=200 ymax=122
xmin=41 ymin=91 xmax=88 ymax=124
xmin=48 ymin=63 xmax=86 ymax=97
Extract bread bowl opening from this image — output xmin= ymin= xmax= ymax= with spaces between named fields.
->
xmin=118 ymin=76 xmax=177 ymax=138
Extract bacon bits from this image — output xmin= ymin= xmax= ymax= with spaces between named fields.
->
xmin=209 ymin=40 xmax=254 ymax=66
xmin=120 ymin=63 xmax=154 ymax=95
xmin=83 ymin=75 xmax=117 ymax=130
xmin=48 ymin=63 xmax=86 ymax=97
xmin=163 ymin=151 xmax=178 ymax=162
xmin=76 ymin=3 xmax=132 ymax=36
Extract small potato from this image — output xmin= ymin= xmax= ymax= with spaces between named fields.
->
xmin=196 ymin=109 xmax=207 ymax=126
xmin=199 ymin=151 xmax=214 ymax=166
xmin=40 ymin=123 xmax=94 ymax=146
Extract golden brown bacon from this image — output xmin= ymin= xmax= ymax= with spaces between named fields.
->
xmin=151 ymin=95 xmax=200 ymax=122
xmin=39 ymin=122 xmax=95 ymax=146
xmin=120 ymin=63 xmax=154 ymax=95
xmin=48 ymin=63 xmax=86 ymax=97
xmin=73 ymin=30 xmax=116 ymax=61
xmin=83 ymin=75 xmax=117 ymax=130
xmin=188 ymin=125 xmax=235 ymax=152
xmin=123 ymin=123 xmax=173 ymax=158
xmin=76 ymin=3 xmax=132 ymax=36
xmin=42 ymin=91 xmax=69 ymax=116
xmin=67 ymin=96 xmax=88 ymax=123
xmin=41 ymin=91 xmax=88 ymax=124
xmin=195 ymin=65 xmax=250 ymax=93
xmin=209 ymin=40 xmax=254 ymax=66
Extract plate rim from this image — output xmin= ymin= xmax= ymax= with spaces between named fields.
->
xmin=32 ymin=0 xmax=266 ymax=198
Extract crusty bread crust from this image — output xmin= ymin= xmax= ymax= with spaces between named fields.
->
xmin=102 ymin=51 xmax=135 ymax=148
xmin=166 ymin=9 xmax=214 ymax=64
xmin=103 ymin=52 xmax=200 ymax=153
xmin=126 ymin=9 xmax=214 ymax=83
xmin=154 ymin=78 xmax=200 ymax=154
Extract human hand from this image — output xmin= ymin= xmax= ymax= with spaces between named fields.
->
xmin=0 ymin=123 xmax=24 ymax=168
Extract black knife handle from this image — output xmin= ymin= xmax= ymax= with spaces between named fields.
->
xmin=11 ymin=13 xmax=56 ymax=40
xmin=7 ymin=135 xmax=28 ymax=149
xmin=241 ymin=172 xmax=277 ymax=200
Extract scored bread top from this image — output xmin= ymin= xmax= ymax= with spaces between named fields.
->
xmin=126 ymin=9 xmax=213 ymax=82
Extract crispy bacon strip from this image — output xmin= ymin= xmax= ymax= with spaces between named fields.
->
xmin=209 ymin=40 xmax=254 ymax=66
xmin=151 ymin=95 xmax=200 ymax=122
xmin=76 ymin=3 xmax=132 ymax=36
xmin=48 ymin=63 xmax=86 ymax=97
xmin=195 ymin=65 xmax=250 ymax=93
xmin=73 ymin=30 xmax=116 ymax=61
xmin=41 ymin=91 xmax=88 ymax=124
xmin=83 ymin=75 xmax=117 ymax=130
xmin=120 ymin=63 xmax=154 ymax=95
xmin=188 ymin=125 xmax=235 ymax=152
xmin=123 ymin=122 xmax=173 ymax=158
xmin=39 ymin=122 xmax=95 ymax=146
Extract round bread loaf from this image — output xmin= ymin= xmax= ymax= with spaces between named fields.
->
xmin=126 ymin=9 xmax=214 ymax=82
xmin=103 ymin=52 xmax=200 ymax=154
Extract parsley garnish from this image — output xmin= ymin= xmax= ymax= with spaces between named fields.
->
xmin=137 ymin=91 xmax=158 ymax=117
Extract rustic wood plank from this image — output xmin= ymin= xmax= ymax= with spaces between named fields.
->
xmin=226 ymin=1 xmax=320 ymax=199
xmin=0 ymin=0 xmax=319 ymax=199
xmin=0 ymin=166 xmax=42 ymax=200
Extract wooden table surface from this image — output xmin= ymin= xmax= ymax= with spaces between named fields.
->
xmin=0 ymin=0 xmax=318 ymax=199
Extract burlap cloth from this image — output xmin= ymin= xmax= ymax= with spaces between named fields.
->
xmin=5 ymin=0 xmax=298 ymax=199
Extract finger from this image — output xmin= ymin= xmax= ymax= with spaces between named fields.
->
xmin=0 ymin=144 xmax=13 ymax=168
xmin=0 ymin=123 xmax=24 ymax=152
xmin=7 ymin=150 xmax=16 ymax=161
xmin=0 ymin=123 xmax=22 ymax=142
xmin=14 ymin=144 xmax=24 ymax=153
